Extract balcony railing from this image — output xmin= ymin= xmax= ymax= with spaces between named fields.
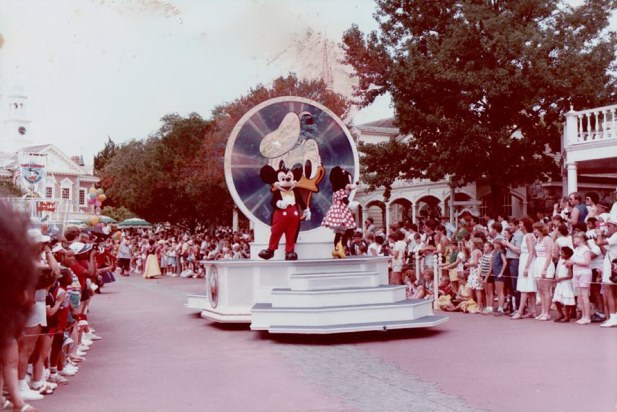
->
xmin=565 ymin=103 xmax=617 ymax=146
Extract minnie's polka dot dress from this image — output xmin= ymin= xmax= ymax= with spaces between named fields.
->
xmin=322 ymin=189 xmax=357 ymax=230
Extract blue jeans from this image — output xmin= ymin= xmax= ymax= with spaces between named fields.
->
xmin=507 ymin=258 xmax=520 ymax=309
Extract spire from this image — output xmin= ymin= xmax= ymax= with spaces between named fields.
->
xmin=321 ymin=33 xmax=333 ymax=91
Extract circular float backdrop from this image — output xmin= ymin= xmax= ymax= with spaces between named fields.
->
xmin=224 ymin=96 xmax=359 ymax=232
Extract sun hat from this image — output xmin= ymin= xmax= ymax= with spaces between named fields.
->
xmin=69 ymin=242 xmax=93 ymax=255
xmin=52 ymin=243 xmax=67 ymax=254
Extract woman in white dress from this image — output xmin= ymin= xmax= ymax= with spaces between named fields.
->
xmin=512 ymin=217 xmax=537 ymax=319
xmin=532 ymin=222 xmax=555 ymax=320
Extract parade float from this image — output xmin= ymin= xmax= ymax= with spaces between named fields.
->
xmin=187 ymin=96 xmax=448 ymax=334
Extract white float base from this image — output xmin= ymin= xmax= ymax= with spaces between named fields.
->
xmin=190 ymin=256 xmax=448 ymax=334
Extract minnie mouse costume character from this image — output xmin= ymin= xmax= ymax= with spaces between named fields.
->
xmin=322 ymin=166 xmax=357 ymax=258
xmin=258 ymin=163 xmax=311 ymax=260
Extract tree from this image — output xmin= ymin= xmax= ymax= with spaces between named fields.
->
xmin=99 ymin=115 xmax=223 ymax=229
xmin=93 ymin=137 xmax=117 ymax=176
xmin=0 ymin=179 xmax=23 ymax=197
xmin=100 ymin=205 xmax=135 ymax=222
xmin=342 ymin=0 xmax=617 ymax=212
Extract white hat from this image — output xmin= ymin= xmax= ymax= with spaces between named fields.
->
xmin=52 ymin=243 xmax=66 ymax=253
xmin=69 ymin=242 xmax=93 ymax=255
xmin=28 ymin=228 xmax=50 ymax=244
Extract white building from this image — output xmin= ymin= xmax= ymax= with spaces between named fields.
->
xmin=0 ymin=73 xmax=99 ymax=222
xmin=562 ymin=104 xmax=617 ymax=195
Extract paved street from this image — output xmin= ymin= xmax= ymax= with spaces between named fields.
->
xmin=35 ymin=275 xmax=617 ymax=412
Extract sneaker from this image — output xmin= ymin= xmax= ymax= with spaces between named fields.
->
xmin=60 ymin=364 xmax=78 ymax=376
xmin=85 ymin=332 xmax=101 ymax=341
xmin=48 ymin=373 xmax=69 ymax=385
xmin=59 ymin=368 xmax=76 ymax=377
xmin=481 ymin=307 xmax=493 ymax=315
xmin=76 ymin=349 xmax=88 ymax=357
xmin=494 ymin=308 xmax=504 ymax=317
xmin=78 ymin=344 xmax=90 ymax=352
xmin=81 ymin=338 xmax=93 ymax=347
xmin=600 ymin=318 xmax=617 ymax=328
xmin=590 ymin=314 xmax=604 ymax=323
xmin=44 ymin=381 xmax=58 ymax=391
xmin=19 ymin=382 xmax=43 ymax=401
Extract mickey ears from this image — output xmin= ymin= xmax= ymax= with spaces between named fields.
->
xmin=329 ymin=166 xmax=343 ymax=184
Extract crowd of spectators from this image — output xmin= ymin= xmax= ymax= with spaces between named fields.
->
xmin=1 ymin=189 xmax=615 ymax=410
xmin=338 ymin=190 xmax=617 ymax=328
xmin=0 ymin=206 xmax=254 ymax=411
xmin=0 ymin=203 xmax=105 ymax=412
xmin=112 ymin=226 xmax=253 ymax=279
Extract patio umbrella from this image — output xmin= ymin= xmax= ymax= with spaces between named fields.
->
xmin=119 ymin=218 xmax=152 ymax=228
xmin=99 ymin=215 xmax=118 ymax=224
xmin=66 ymin=219 xmax=87 ymax=227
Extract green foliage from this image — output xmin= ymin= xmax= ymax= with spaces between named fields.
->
xmin=343 ymin=0 xmax=617 ymax=210
xmin=0 ymin=179 xmax=24 ymax=197
xmin=96 ymin=73 xmax=351 ymax=228
xmin=100 ymin=206 xmax=135 ymax=222
xmin=99 ymin=114 xmax=224 ymax=229
xmin=93 ymin=138 xmax=117 ymax=176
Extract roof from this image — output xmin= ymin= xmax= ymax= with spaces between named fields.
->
xmin=357 ymin=118 xmax=397 ymax=128
xmin=17 ymin=144 xmax=53 ymax=153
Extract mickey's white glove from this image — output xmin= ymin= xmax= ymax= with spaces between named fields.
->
xmin=276 ymin=200 xmax=288 ymax=209
xmin=302 ymin=209 xmax=311 ymax=221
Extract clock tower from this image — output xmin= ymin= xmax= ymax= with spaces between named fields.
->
xmin=0 ymin=32 xmax=34 ymax=154
xmin=1 ymin=84 xmax=34 ymax=154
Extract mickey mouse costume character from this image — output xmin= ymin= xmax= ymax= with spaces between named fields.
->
xmin=258 ymin=163 xmax=311 ymax=260
xmin=322 ymin=166 xmax=357 ymax=258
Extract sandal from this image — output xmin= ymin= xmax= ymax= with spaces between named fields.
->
xmin=16 ymin=404 xmax=38 ymax=412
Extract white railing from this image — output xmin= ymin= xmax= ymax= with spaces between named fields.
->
xmin=565 ymin=103 xmax=617 ymax=146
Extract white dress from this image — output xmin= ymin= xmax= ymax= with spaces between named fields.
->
xmin=531 ymin=238 xmax=555 ymax=279
xmin=517 ymin=234 xmax=537 ymax=292
xmin=553 ymin=259 xmax=575 ymax=305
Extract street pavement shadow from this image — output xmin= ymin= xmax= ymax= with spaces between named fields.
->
xmin=205 ymin=320 xmax=252 ymax=332
xmin=257 ymin=327 xmax=446 ymax=345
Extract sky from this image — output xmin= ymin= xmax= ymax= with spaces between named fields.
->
xmin=0 ymin=0 xmax=392 ymax=161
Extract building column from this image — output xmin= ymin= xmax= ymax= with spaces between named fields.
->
xmin=566 ymin=162 xmax=578 ymax=195
xmin=411 ymin=201 xmax=417 ymax=225
xmin=232 ymin=207 xmax=239 ymax=232
xmin=385 ymin=203 xmax=391 ymax=236
xmin=449 ymin=186 xmax=455 ymax=225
